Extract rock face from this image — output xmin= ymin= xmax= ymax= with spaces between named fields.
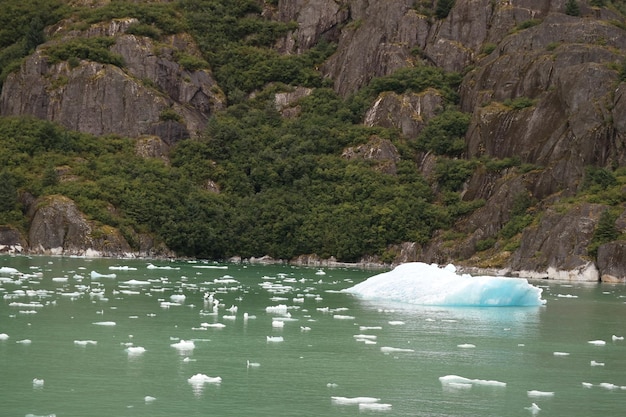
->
xmin=0 ymin=226 xmax=26 ymax=254
xmin=597 ymin=242 xmax=626 ymax=283
xmin=0 ymin=18 xmax=225 ymax=144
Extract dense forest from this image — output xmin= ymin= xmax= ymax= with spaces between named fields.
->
xmin=1 ymin=0 xmax=626 ymax=265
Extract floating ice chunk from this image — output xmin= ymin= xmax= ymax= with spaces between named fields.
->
xmin=147 ymin=263 xmax=179 ymax=270
xmin=582 ymin=382 xmax=593 ymax=388
xmin=345 ymin=262 xmax=545 ymax=306
xmin=246 ymin=360 xmax=260 ymax=368
xmin=590 ymin=360 xmax=605 ymax=367
xmin=599 ymin=382 xmax=619 ymax=390
xmin=359 ymin=403 xmax=392 ymax=411
xmin=109 ymin=266 xmax=138 ymax=271
xmin=300 ymin=326 xmax=311 ymax=332
xmin=381 ymin=346 xmax=414 ymax=354
xmin=188 ymin=373 xmax=222 ymax=395
xmin=553 ymin=352 xmax=570 ymax=356
xmin=32 ymin=378 xmax=44 ymax=388
xmin=266 ymin=336 xmax=284 ymax=343
xmin=52 ymin=277 xmax=68 ymax=282
xmin=272 ymin=320 xmax=284 ymax=328
xmin=266 ymin=304 xmax=289 ymax=315
xmin=171 ymin=340 xmax=195 ymax=352
xmin=90 ymin=271 xmax=116 ymax=279
xmin=170 ymin=294 xmax=186 ymax=303
xmin=74 ymin=340 xmax=98 ymax=346
xmin=457 ymin=343 xmax=476 ymax=349
xmin=144 ymin=395 xmax=156 ymax=403
xmin=612 ymin=335 xmax=624 ymax=341
xmin=556 ymin=294 xmax=578 ymax=298
xmin=525 ymin=403 xmax=541 ymax=415
xmin=126 ymin=346 xmax=146 ymax=355
xmin=93 ymin=321 xmax=116 ymax=326
xmin=439 ymin=375 xmax=506 ymax=388
xmin=327 ymin=383 xmax=338 ymax=388
xmin=354 ymin=334 xmax=377 ymax=341
xmin=200 ymin=322 xmax=225 ymax=328
xmin=0 ymin=266 xmax=20 ymax=274
xmin=121 ymin=280 xmax=150 ymax=286
xmin=388 ymin=321 xmax=405 ymax=326
xmin=588 ymin=340 xmax=606 ymax=346
xmin=17 ymin=339 xmax=32 ymax=344
xmin=359 ymin=326 xmax=382 ymax=331
xmin=527 ymin=390 xmax=554 ymax=397
xmin=331 ymin=397 xmax=380 ymax=405
xmin=333 ymin=315 xmax=355 ymax=320
xmin=0 ymin=333 xmax=9 ymax=340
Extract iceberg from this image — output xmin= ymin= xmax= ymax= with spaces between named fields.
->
xmin=344 ymin=263 xmax=545 ymax=307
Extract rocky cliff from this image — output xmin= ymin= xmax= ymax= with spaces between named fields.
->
xmin=1 ymin=0 xmax=626 ymax=281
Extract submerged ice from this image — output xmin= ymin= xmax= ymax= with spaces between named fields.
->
xmin=344 ymin=263 xmax=546 ymax=307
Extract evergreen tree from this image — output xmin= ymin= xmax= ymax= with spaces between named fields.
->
xmin=565 ymin=0 xmax=581 ymax=16
xmin=0 ymin=171 xmax=17 ymax=212
xmin=42 ymin=165 xmax=59 ymax=188
xmin=435 ymin=0 xmax=455 ymax=19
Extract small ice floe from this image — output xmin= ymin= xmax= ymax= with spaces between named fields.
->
xmin=109 ymin=266 xmax=138 ymax=271
xmin=327 ymin=383 xmax=338 ymax=388
xmin=93 ymin=321 xmax=116 ymax=326
xmin=359 ymin=326 xmax=382 ymax=331
xmin=0 ymin=266 xmax=21 ymax=275
xmin=527 ymin=390 xmax=554 ymax=398
xmin=439 ymin=375 xmax=506 ymax=388
xmin=147 ymin=263 xmax=179 ymax=270
xmin=74 ymin=340 xmax=97 ymax=346
xmin=588 ymin=340 xmax=606 ymax=346
xmin=200 ymin=322 xmax=225 ymax=329
xmin=0 ymin=333 xmax=9 ymax=340
xmin=300 ymin=326 xmax=311 ymax=332
xmin=457 ymin=343 xmax=476 ymax=349
xmin=524 ymin=402 xmax=541 ymax=415
xmin=599 ymin=382 xmax=619 ymax=390
xmin=51 ymin=277 xmax=68 ymax=283
xmin=272 ymin=320 xmax=284 ymax=328
xmin=590 ymin=360 xmax=605 ymax=367
xmin=188 ymin=373 xmax=222 ymax=395
xmin=144 ymin=396 xmax=156 ymax=403
xmin=612 ymin=335 xmax=624 ymax=341
xmin=556 ymin=294 xmax=578 ymax=298
xmin=354 ymin=334 xmax=377 ymax=341
xmin=90 ymin=271 xmax=116 ymax=279
xmin=170 ymin=294 xmax=186 ymax=304
xmin=331 ymin=396 xmax=380 ymax=405
xmin=315 ymin=269 xmax=326 ymax=275
xmin=16 ymin=339 xmax=32 ymax=344
xmin=553 ymin=352 xmax=570 ymax=356
xmin=582 ymin=382 xmax=593 ymax=389
xmin=380 ymin=346 xmax=414 ymax=354
xmin=388 ymin=320 xmax=405 ymax=326
xmin=246 ymin=360 xmax=260 ymax=368
xmin=126 ymin=346 xmax=146 ymax=356
xmin=265 ymin=305 xmax=289 ymax=315
xmin=170 ymin=340 xmax=195 ymax=352
xmin=121 ymin=280 xmax=150 ymax=286
xmin=333 ymin=315 xmax=355 ymax=320
xmin=359 ymin=402 xmax=392 ymax=411
xmin=266 ymin=336 xmax=284 ymax=343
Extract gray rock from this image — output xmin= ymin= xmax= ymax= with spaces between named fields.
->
xmin=597 ymin=242 xmax=626 ymax=283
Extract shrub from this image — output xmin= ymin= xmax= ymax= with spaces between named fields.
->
xmin=45 ymin=37 xmax=124 ymax=67
xmin=415 ymin=109 xmax=470 ymax=156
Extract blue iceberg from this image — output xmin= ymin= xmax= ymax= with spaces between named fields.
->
xmin=344 ymin=263 xmax=546 ymax=307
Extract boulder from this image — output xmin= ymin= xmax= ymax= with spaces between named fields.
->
xmin=0 ymin=226 xmax=27 ymax=253
xmin=597 ymin=242 xmax=626 ymax=283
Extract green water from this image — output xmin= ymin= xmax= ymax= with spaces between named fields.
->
xmin=1 ymin=255 xmax=625 ymax=417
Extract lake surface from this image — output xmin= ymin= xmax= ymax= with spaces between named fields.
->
xmin=1 ymin=255 xmax=625 ymax=417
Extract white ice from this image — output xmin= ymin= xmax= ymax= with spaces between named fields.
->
xmin=74 ymin=340 xmax=98 ymax=346
xmin=588 ymin=340 xmax=606 ymax=346
xmin=266 ymin=336 xmax=284 ymax=343
xmin=439 ymin=375 xmax=506 ymax=388
xmin=121 ymin=280 xmax=151 ymax=286
xmin=0 ymin=266 xmax=20 ymax=274
xmin=612 ymin=335 xmax=624 ymax=341
xmin=344 ymin=262 xmax=545 ymax=306
xmin=188 ymin=373 xmax=222 ymax=395
xmin=90 ymin=271 xmax=116 ymax=279
xmin=525 ymin=403 xmax=541 ymax=415
xmin=0 ymin=333 xmax=9 ymax=340
xmin=553 ymin=352 xmax=570 ymax=356
xmin=331 ymin=396 xmax=380 ymax=405
xmin=32 ymin=378 xmax=44 ymax=388
xmin=93 ymin=321 xmax=116 ymax=326
xmin=126 ymin=346 xmax=146 ymax=355
xmin=527 ymin=390 xmax=554 ymax=397
xmin=265 ymin=304 xmax=289 ymax=315
xmin=144 ymin=396 xmax=156 ymax=403
xmin=590 ymin=360 xmax=605 ymax=367
xmin=359 ymin=403 xmax=392 ymax=411
xmin=381 ymin=346 xmax=414 ymax=353
xmin=171 ymin=340 xmax=195 ymax=351
xmin=457 ymin=343 xmax=476 ymax=349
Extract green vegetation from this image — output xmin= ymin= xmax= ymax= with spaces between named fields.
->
xmin=565 ymin=0 xmax=581 ymax=16
xmin=435 ymin=0 xmax=456 ymax=19
xmin=44 ymin=37 xmax=124 ymax=67
xmin=588 ymin=209 xmax=619 ymax=257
